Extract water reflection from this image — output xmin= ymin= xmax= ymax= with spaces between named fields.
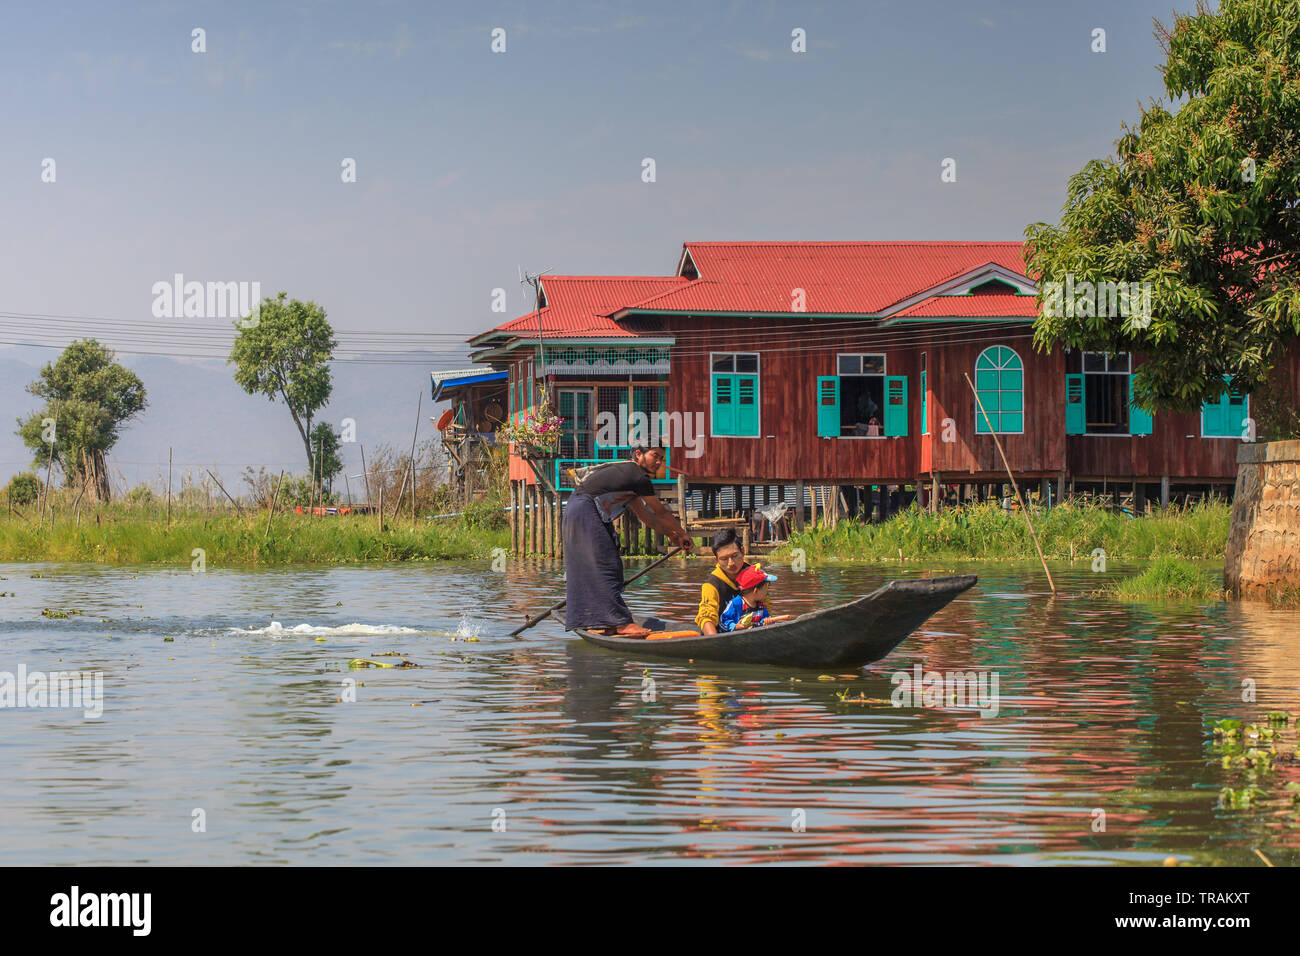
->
xmin=0 ymin=559 xmax=1298 ymax=864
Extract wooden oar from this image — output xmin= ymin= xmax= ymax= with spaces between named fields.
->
xmin=508 ymin=546 xmax=684 ymax=637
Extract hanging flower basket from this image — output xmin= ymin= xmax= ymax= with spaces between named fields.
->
xmin=500 ymin=385 xmax=564 ymax=459
xmin=518 ymin=442 xmax=560 ymax=460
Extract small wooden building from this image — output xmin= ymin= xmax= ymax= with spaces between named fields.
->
xmin=430 ymin=367 xmax=507 ymax=506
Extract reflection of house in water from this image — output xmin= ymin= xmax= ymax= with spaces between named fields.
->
xmin=430 ymin=368 xmax=507 ymax=506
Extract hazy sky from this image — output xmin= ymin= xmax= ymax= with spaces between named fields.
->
xmin=0 ymin=0 xmax=1197 ymax=482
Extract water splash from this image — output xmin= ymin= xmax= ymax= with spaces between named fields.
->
xmin=233 ymin=622 xmax=425 ymax=637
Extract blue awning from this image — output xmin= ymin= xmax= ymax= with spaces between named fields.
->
xmin=431 ymin=369 xmax=507 ymax=401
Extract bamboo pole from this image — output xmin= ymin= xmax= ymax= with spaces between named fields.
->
xmin=205 ymin=468 xmax=246 ymax=516
xmin=407 ymin=390 xmax=422 ymax=525
xmin=167 ymin=447 xmax=173 ymax=529
xmin=265 ymin=470 xmax=284 ymax=542
xmin=965 ymin=372 xmax=1056 ymax=594
xmin=360 ymin=444 xmax=371 ymax=510
xmin=40 ymin=400 xmax=60 ymax=528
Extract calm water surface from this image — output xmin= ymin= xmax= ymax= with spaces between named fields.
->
xmin=2 ymin=558 xmax=1298 ymax=865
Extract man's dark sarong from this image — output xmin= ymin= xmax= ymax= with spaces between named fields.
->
xmin=563 ymin=492 xmax=632 ymax=631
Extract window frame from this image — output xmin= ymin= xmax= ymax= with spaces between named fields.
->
xmin=973 ymin=345 xmax=1025 ymax=436
xmin=834 ymin=352 xmax=888 ymax=439
xmin=709 ymin=351 xmax=761 ymax=438
xmin=1081 ymin=350 xmax=1133 ymax=437
xmin=1200 ymin=383 xmax=1250 ymax=439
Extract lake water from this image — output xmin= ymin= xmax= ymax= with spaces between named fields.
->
xmin=1 ymin=558 xmax=1297 ymax=865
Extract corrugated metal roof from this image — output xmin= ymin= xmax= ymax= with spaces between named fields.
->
xmin=891 ymin=293 xmax=1039 ymax=319
xmin=616 ymin=241 xmax=1033 ymax=315
xmin=430 ymin=367 xmax=496 ymax=384
xmin=477 ymin=276 xmax=687 ymax=342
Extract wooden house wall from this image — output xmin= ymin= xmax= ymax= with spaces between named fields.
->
xmin=662 ymin=316 xmax=919 ymax=483
xmin=1066 ymin=345 xmax=1300 ymax=480
xmin=924 ymin=331 xmax=1065 ymax=478
xmin=501 ymin=328 xmax=1300 ymax=487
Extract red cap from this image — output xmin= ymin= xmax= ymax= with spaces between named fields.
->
xmin=735 ymin=564 xmax=777 ymax=591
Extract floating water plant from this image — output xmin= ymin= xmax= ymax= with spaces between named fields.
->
xmin=40 ymin=607 xmax=81 ymax=619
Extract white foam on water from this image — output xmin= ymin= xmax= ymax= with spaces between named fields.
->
xmin=455 ymin=614 xmax=482 ymax=638
xmin=232 ymin=622 xmax=427 ymax=637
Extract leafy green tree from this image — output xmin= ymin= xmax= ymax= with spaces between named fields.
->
xmin=229 ymin=292 xmax=336 ymax=472
xmin=309 ymin=422 xmax=343 ymax=492
xmin=16 ymin=340 xmax=147 ymax=501
xmin=3 ymin=472 xmax=41 ymax=507
xmin=1025 ymin=0 xmax=1300 ymax=437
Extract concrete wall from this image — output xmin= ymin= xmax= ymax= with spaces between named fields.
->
xmin=1225 ymin=440 xmax=1300 ymax=596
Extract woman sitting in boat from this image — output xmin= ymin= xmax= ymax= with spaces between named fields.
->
xmin=718 ymin=565 xmax=778 ymax=632
xmin=696 ymin=528 xmax=750 ymax=634
xmin=563 ymin=446 xmax=695 ymax=638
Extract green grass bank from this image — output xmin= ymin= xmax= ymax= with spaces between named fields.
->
xmin=0 ymin=509 xmax=508 ymax=566
xmin=770 ymin=500 xmax=1230 ymax=564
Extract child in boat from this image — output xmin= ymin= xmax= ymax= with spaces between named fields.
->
xmin=719 ymin=564 xmax=777 ymax=632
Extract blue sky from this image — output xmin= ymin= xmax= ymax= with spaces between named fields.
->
xmin=0 ymin=0 xmax=1199 ymax=482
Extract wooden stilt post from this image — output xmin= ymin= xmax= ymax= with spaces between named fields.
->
xmin=1161 ymin=475 xmax=1170 ymax=509
xmin=676 ymin=474 xmax=687 ymax=538
xmin=794 ymin=480 xmax=804 ymax=531
xmin=539 ymin=487 xmax=547 ymax=556
xmin=930 ymin=474 xmax=940 ymax=513
xmin=809 ymin=485 xmax=819 ymax=527
xmin=510 ymin=481 xmax=518 ymax=555
xmin=557 ymin=492 xmax=564 ymax=559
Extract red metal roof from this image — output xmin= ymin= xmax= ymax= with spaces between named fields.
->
xmin=891 ymin=292 xmax=1039 ymax=319
xmin=474 ymin=276 xmax=686 ymax=342
xmin=616 ymin=241 xmax=1033 ymax=315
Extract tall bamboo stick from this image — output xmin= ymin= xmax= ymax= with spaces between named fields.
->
xmin=964 ymin=372 xmax=1056 ymax=594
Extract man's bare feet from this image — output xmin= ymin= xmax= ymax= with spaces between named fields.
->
xmin=604 ymin=623 xmax=651 ymax=638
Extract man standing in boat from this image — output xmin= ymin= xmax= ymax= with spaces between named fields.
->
xmin=564 ymin=446 xmax=695 ymax=638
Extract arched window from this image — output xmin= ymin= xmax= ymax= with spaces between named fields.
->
xmin=974 ymin=346 xmax=1024 ymax=433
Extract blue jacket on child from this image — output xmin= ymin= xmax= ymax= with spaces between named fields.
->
xmin=719 ymin=594 xmax=770 ymax=632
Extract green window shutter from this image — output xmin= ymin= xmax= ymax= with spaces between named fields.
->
xmin=816 ymin=376 xmax=840 ymax=437
xmin=884 ymin=375 xmax=908 ymax=437
xmin=1202 ymin=394 xmax=1227 ymax=436
xmin=712 ymin=375 xmax=735 ymax=436
xmin=1228 ymin=390 xmax=1249 ymax=438
xmin=920 ymin=369 xmax=928 ymax=436
xmin=1129 ymin=377 xmax=1153 ymax=435
xmin=736 ymin=374 xmax=759 ymax=436
xmin=1065 ymin=374 xmax=1085 ymax=435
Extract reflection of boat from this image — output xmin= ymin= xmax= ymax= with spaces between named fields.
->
xmin=562 ymin=575 xmax=977 ymax=668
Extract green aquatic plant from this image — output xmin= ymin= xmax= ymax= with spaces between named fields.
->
xmin=1110 ymin=556 xmax=1223 ymax=602
xmin=40 ymin=607 xmax=81 ymax=619
xmin=1219 ymin=786 xmax=1266 ymax=810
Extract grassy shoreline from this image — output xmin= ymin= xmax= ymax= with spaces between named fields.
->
xmin=0 ymin=499 xmax=1229 ymax=570
xmin=769 ymin=500 xmax=1229 ymax=564
xmin=0 ymin=511 xmax=508 ymax=566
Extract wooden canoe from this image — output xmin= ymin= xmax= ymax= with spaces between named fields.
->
xmin=562 ymin=574 xmax=977 ymax=668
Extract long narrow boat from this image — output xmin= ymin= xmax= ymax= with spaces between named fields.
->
xmin=561 ymin=574 xmax=977 ymax=668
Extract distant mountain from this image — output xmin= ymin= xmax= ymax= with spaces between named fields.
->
xmin=0 ymin=349 xmax=459 ymax=493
